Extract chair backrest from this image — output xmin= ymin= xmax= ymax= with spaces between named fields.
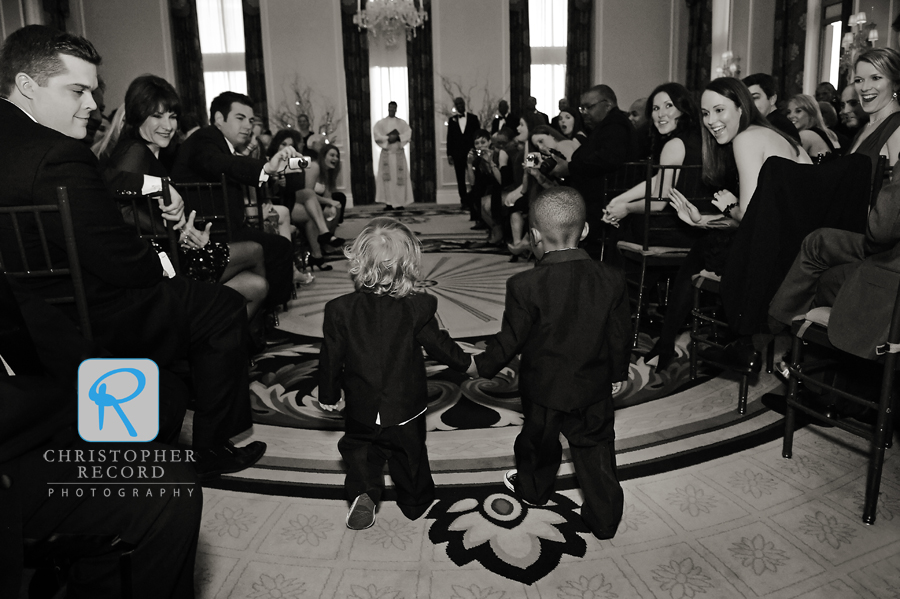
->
xmin=603 ymin=161 xmax=649 ymax=205
xmin=177 ymin=173 xmax=236 ymax=242
xmin=243 ymin=184 xmax=268 ymax=233
xmin=115 ymin=178 xmax=181 ymax=275
xmin=636 ymin=163 xmax=712 ymax=251
xmin=0 ymin=187 xmax=92 ymax=340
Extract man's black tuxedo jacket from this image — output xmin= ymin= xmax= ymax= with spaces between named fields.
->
xmin=447 ymin=112 xmax=481 ymax=161
xmin=319 ymin=291 xmax=470 ymax=426
xmin=568 ymin=108 xmax=640 ymax=202
xmin=491 ymin=112 xmax=518 ymax=134
xmin=0 ymin=100 xmax=197 ymax=360
xmin=475 ymin=249 xmax=631 ymax=412
xmin=170 ymin=125 xmax=267 ymax=226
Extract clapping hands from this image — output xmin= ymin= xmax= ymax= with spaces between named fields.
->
xmin=178 ymin=210 xmax=212 ymax=250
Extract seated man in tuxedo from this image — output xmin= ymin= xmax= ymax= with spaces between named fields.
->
xmin=171 ymin=91 xmax=304 ymax=309
xmin=0 ymin=25 xmax=266 ymax=479
xmin=1 ymin=274 xmax=202 ymax=598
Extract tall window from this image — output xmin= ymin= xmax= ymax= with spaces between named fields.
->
xmin=369 ymin=66 xmax=410 ymax=170
xmin=529 ymin=0 xmax=567 ymax=116
xmin=820 ymin=2 xmax=843 ymax=88
xmin=197 ymin=0 xmax=246 ymax=117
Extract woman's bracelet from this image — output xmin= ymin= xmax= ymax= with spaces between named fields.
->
xmin=722 ymin=202 xmax=738 ymax=218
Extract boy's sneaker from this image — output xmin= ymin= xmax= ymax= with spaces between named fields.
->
xmin=503 ymin=469 xmax=519 ymax=494
xmin=346 ymin=493 xmax=376 ymax=530
xmin=503 ymin=469 xmax=541 ymax=506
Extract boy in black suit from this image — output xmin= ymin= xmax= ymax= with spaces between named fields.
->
xmin=474 ymin=187 xmax=631 ymax=539
xmin=319 ymin=218 xmax=474 ymax=529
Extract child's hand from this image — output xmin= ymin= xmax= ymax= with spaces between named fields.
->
xmin=466 ymin=356 xmax=480 ymax=378
xmin=320 ymin=398 xmax=345 ymax=412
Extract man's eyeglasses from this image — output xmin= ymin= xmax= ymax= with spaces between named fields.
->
xmin=579 ymin=100 xmax=604 ymax=113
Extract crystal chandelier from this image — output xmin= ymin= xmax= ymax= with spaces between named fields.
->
xmin=354 ymin=0 xmax=427 ymax=47
xmin=841 ymin=12 xmax=879 ymax=73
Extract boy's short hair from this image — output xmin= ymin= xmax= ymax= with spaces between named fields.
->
xmin=345 ymin=217 xmax=421 ymax=298
xmin=531 ymin=187 xmax=586 ymax=244
xmin=0 ymin=25 xmax=101 ymax=97
xmin=741 ymin=73 xmax=777 ymax=99
xmin=474 ymin=128 xmax=491 ymax=141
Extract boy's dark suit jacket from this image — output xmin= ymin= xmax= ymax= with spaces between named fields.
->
xmin=170 ymin=125 xmax=268 ymax=226
xmin=319 ymin=292 xmax=470 ymax=426
xmin=475 ymin=249 xmax=631 ymax=413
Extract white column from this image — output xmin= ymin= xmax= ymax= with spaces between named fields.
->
xmin=803 ymin=0 xmax=823 ymax=94
xmin=711 ymin=0 xmax=732 ymax=77
xmin=21 ymin=0 xmax=43 ymax=25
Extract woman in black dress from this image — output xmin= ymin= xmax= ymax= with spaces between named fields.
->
xmin=107 ymin=75 xmax=269 ymax=318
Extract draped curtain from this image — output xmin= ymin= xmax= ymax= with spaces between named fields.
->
xmin=242 ymin=0 xmax=268 ymax=127
xmin=565 ymin=0 xmax=593 ymax=104
xmin=685 ymin=0 xmax=712 ymax=93
xmin=42 ymin=0 xmax=69 ymax=31
xmin=508 ymin=0 xmax=531 ymax=119
xmin=169 ymin=0 xmax=208 ymax=126
xmin=406 ymin=0 xmax=436 ymax=203
xmin=340 ymin=0 xmax=376 ymax=205
xmin=772 ymin=0 xmax=806 ymax=102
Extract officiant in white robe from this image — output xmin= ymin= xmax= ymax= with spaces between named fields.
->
xmin=374 ymin=101 xmax=414 ymax=208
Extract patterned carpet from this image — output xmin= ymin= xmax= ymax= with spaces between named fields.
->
xmin=185 ymin=207 xmax=900 ymax=597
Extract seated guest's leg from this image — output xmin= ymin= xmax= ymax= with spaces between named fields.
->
xmin=768 ymin=228 xmax=866 ymax=327
xmin=19 ymin=441 xmax=202 ymax=599
xmin=221 ymin=241 xmax=268 ymax=318
xmin=332 ymin=192 xmax=347 ymax=224
xmin=168 ymin=277 xmax=253 ymax=449
xmin=646 ymin=237 xmax=709 ymax=367
xmin=235 ymin=227 xmax=293 ymax=308
xmin=814 ymin=262 xmax=858 ymax=309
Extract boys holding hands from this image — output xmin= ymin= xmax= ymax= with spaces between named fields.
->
xmin=474 ymin=186 xmax=631 ymax=539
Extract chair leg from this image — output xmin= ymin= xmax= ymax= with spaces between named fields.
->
xmin=633 ymin=258 xmax=647 ymax=348
xmin=766 ymin=337 xmax=775 ymax=374
xmin=272 ymin=310 xmax=279 ymax=327
xmin=689 ymin=286 xmax=700 ymax=381
xmin=738 ymin=374 xmax=749 ymax=415
xmin=782 ymin=335 xmax=803 ymax=459
xmin=863 ymin=357 xmax=897 ymax=524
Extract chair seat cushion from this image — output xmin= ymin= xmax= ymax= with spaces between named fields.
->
xmin=616 ymin=241 xmax=690 ymax=257
xmin=798 ymin=306 xmax=832 ymax=327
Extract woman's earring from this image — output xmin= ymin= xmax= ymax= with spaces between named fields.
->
xmin=894 ymin=92 xmax=898 ymax=100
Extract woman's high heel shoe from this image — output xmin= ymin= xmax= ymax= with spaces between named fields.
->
xmin=308 ymin=255 xmax=333 ymax=271
xmin=317 ymin=232 xmax=345 ymax=248
xmin=642 ymin=342 xmax=675 ymax=371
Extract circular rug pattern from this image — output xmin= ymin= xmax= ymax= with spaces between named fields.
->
xmin=276 ymin=253 xmax=532 ymax=338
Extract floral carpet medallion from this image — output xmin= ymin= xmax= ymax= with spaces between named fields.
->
xmin=426 ymin=487 xmax=589 ymax=584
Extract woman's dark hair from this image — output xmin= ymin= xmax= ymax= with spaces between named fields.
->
xmin=700 ymin=77 xmax=799 ymax=188
xmin=645 ymin=82 xmax=700 ymax=161
xmin=268 ymin=128 xmax=303 ymax=158
xmin=317 ymin=143 xmax=342 ymax=190
xmin=518 ymin=112 xmax=545 ymax=142
xmin=556 ymin=105 xmax=585 ymax=139
xmin=123 ymin=74 xmax=180 ymax=141
xmin=530 ymin=124 xmax=567 ymax=145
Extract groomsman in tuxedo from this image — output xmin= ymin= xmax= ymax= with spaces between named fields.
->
xmin=490 ymin=99 xmax=517 ymax=134
xmin=447 ymin=96 xmax=480 ymax=206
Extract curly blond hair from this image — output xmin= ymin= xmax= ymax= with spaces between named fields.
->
xmin=344 ymin=217 xmax=421 ymax=298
